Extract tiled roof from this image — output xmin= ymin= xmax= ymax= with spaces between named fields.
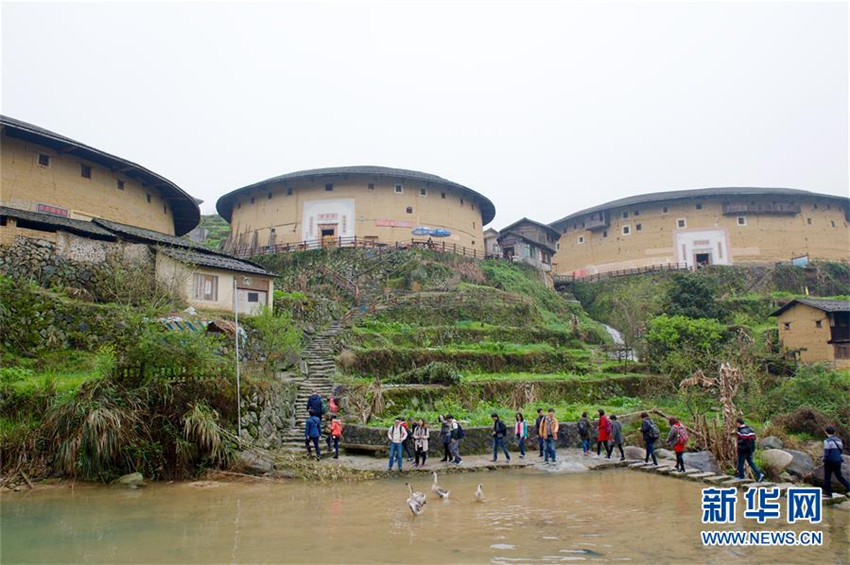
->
xmin=0 ymin=206 xmax=116 ymax=240
xmin=498 ymin=217 xmax=560 ymax=238
xmin=770 ymin=298 xmax=850 ymax=317
xmin=158 ymin=247 xmax=272 ymax=276
xmin=1 ymin=114 xmax=199 ymax=235
xmin=216 ymin=165 xmax=496 ymax=225
xmin=497 ymin=229 xmax=557 ymax=253
xmin=549 ymin=187 xmax=849 ymax=230
xmin=93 ymin=218 xmax=198 ymax=249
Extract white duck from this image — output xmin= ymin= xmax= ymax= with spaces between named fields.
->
xmin=431 ymin=472 xmax=450 ymax=499
xmin=406 ymin=483 xmax=426 ymax=515
xmin=474 ymin=483 xmax=485 ymax=502
xmin=406 ymin=483 xmax=427 ymax=505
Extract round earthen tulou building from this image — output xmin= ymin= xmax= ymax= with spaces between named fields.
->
xmin=0 ymin=115 xmax=199 ymax=236
xmin=550 ymin=187 xmax=850 ymax=277
xmin=216 ymin=166 xmax=496 ymax=256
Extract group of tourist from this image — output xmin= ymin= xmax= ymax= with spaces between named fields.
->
xmin=306 ymin=397 xmax=850 ymax=498
xmin=304 ymin=391 xmax=342 ymax=460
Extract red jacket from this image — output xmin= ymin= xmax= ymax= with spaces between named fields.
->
xmin=597 ymin=415 xmax=611 ymax=441
xmin=330 ymin=420 xmax=343 ymax=438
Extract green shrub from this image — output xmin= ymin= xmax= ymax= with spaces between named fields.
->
xmin=645 ymin=315 xmax=730 ymax=376
xmin=385 ymin=362 xmax=462 ymax=386
xmin=245 ymin=306 xmax=301 ymax=364
xmin=764 ymin=365 xmax=850 ymax=425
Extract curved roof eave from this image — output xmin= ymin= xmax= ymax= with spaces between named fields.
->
xmin=0 ymin=115 xmax=200 ymax=236
xmin=549 ymin=187 xmax=850 ymax=231
xmin=216 ymin=166 xmax=496 ymax=226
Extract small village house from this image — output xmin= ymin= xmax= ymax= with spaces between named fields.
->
xmin=771 ymin=298 xmax=850 ymax=369
xmin=496 ymin=218 xmax=559 ymax=272
xmin=483 ymin=228 xmax=501 ymax=258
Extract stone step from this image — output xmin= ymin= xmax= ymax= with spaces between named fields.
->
xmin=685 ymin=472 xmax=717 ymax=481
xmin=702 ymin=475 xmax=733 ymax=484
xmin=721 ymin=478 xmax=755 ymax=487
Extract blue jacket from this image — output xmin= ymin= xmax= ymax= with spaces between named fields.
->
xmin=824 ymin=435 xmax=844 ymax=463
xmin=305 ymin=415 xmax=321 ymax=438
xmin=307 ymin=394 xmax=324 ymax=415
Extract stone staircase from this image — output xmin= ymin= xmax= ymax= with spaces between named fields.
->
xmin=279 ymin=322 xmax=344 ymax=450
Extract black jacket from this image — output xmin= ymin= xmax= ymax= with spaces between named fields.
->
xmin=493 ymin=419 xmax=507 ymax=438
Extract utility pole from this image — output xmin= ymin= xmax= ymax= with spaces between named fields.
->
xmin=233 ymin=277 xmax=244 ymax=447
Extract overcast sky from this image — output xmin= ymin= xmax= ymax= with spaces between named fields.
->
xmin=2 ymin=1 xmax=847 ymax=228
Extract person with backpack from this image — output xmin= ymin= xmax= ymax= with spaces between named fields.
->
xmin=607 ymin=414 xmax=625 ymax=461
xmin=515 ymin=412 xmax=527 ymax=459
xmin=577 ymin=412 xmax=591 ymax=455
xmin=534 ymin=408 xmax=545 ymax=458
xmin=735 ymin=418 xmax=764 ymax=482
xmin=387 ymin=417 xmax=408 ymax=471
xmin=822 ymin=425 xmax=850 ymax=498
xmin=666 ymin=417 xmax=688 ymax=472
xmin=307 ymin=391 xmax=324 ymax=419
xmin=491 ymin=413 xmax=511 ymax=462
xmin=304 ymin=410 xmax=322 ymax=460
xmin=640 ymin=412 xmax=660 ymax=466
xmin=596 ymin=409 xmax=611 ymax=456
xmin=539 ymin=408 xmax=559 ymax=464
xmin=328 ymin=414 xmax=343 ymax=459
xmin=328 ymin=395 xmax=339 ymax=415
xmin=448 ymin=414 xmax=464 ymax=465
xmin=402 ymin=418 xmax=414 ymax=462
xmin=438 ymin=414 xmax=452 ymax=462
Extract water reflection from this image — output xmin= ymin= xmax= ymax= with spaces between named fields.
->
xmin=1 ymin=470 xmax=847 ymax=564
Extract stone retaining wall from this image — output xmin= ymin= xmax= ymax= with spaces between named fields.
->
xmin=240 ymin=377 xmax=299 ymax=449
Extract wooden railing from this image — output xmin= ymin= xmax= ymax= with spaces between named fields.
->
xmin=554 ymin=262 xmax=691 ymax=285
xmin=230 ymin=236 xmax=484 ymax=260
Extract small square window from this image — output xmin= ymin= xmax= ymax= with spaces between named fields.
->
xmin=662 ymin=206 xmax=669 ymax=214
xmin=146 ymin=193 xmax=152 ymax=203
xmin=831 ymin=220 xmax=836 ymax=228
xmin=325 ymin=183 xmax=333 ymax=192
xmin=815 ymin=320 xmax=823 ymax=328
xmin=268 ymin=192 xmax=273 ymax=199
xmin=472 ymin=221 xmax=476 ymax=229
xmin=116 ymin=179 xmax=125 ymax=190
xmin=635 ymin=223 xmax=642 ymax=231
xmin=677 ymin=218 xmax=686 ymax=228
xmin=460 ymin=198 xmax=464 ymax=206
xmin=471 ymin=202 xmax=474 ymax=210
xmin=472 ymin=240 xmax=476 ymax=246
xmin=602 ymin=230 xmax=608 ymax=238
xmin=237 ymin=202 xmax=241 ymax=209
xmin=406 ymin=206 xmax=413 ymax=214
xmin=622 ymin=225 xmax=631 ymax=235
xmin=622 ymin=211 xmax=628 ymax=219
xmin=696 ymin=203 xmax=703 ymax=210
xmin=38 ymin=153 xmax=50 ymax=167
xmin=419 ymin=187 xmax=427 ymax=197
xmin=441 ymin=192 xmax=446 ymax=199
xmin=394 ymin=184 xmax=403 ymax=194
xmin=247 ymin=292 xmax=259 ymax=303
xmin=577 ymin=236 xmax=585 ymax=244
xmin=368 ymin=183 xmax=375 ymax=191
xmin=737 ymin=216 xmax=747 ymax=226
xmin=163 ymin=204 xmax=168 ymax=214
xmin=286 ymin=187 xmax=293 ymax=196
xmin=250 ymin=196 xmax=255 ymax=204
xmin=783 ymin=322 xmax=791 ymax=330
xmin=80 ymin=164 xmax=92 ymax=179
xmin=807 ymin=218 xmax=812 ymax=225
xmin=634 ymin=210 xmax=640 ymax=216
xmin=556 ymin=242 xmax=560 ymax=250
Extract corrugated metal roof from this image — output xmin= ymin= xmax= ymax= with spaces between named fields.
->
xmin=158 ymin=247 xmax=272 ymax=276
xmin=216 ymin=165 xmax=496 ymax=225
xmin=549 ymin=187 xmax=850 ymax=230
xmin=0 ymin=206 xmax=116 ymax=240
xmin=770 ymin=298 xmax=850 ymax=317
xmin=0 ymin=115 xmax=200 ymax=235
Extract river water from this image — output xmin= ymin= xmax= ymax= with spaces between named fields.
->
xmin=1 ymin=469 xmax=847 ymax=563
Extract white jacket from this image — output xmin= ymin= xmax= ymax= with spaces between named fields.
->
xmin=388 ymin=424 xmax=408 ymax=444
